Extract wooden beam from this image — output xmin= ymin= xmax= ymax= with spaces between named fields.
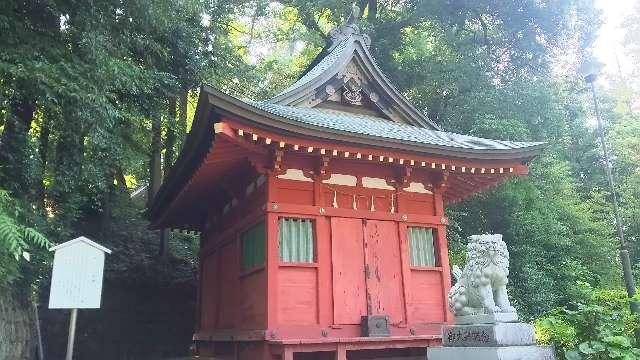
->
xmin=223 ymin=118 xmax=531 ymax=171
xmin=215 ymin=122 xmax=268 ymax=155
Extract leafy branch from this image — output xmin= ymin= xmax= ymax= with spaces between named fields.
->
xmin=0 ymin=190 xmax=50 ymax=262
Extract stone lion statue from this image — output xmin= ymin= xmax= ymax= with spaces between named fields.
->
xmin=448 ymin=234 xmax=516 ymax=316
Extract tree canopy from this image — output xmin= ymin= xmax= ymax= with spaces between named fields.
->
xmin=1 ymin=0 xmax=639 ymax=358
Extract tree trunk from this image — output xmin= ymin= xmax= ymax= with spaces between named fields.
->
xmin=0 ymin=290 xmax=36 ymax=360
xmin=116 ymin=167 xmax=128 ymax=192
xmin=158 ymin=229 xmax=168 ymax=259
xmin=368 ymin=0 xmax=377 ymax=20
xmin=0 ymin=95 xmax=35 ymax=196
xmin=159 ymin=97 xmax=178 ymax=260
xmin=51 ymin=116 xmax=86 ymax=229
xmin=149 ymin=112 xmax=168 ymax=259
xmin=37 ymin=115 xmax=51 ymax=206
xmin=148 ymin=113 xmax=162 ymax=207
xmin=178 ymin=91 xmax=188 ymax=150
xmin=164 ymin=97 xmax=177 ymax=177
xmin=101 ymin=170 xmax=116 ymax=232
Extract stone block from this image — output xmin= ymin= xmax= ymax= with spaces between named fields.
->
xmin=427 ymin=345 xmax=555 ymax=360
xmin=455 ymin=312 xmax=518 ymax=325
xmin=443 ymin=322 xmax=536 ymax=347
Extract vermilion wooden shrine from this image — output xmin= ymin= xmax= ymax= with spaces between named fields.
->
xmin=149 ymin=14 xmax=543 ymax=360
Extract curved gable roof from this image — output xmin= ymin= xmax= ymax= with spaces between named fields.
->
xmin=268 ymin=32 xmax=441 ymax=130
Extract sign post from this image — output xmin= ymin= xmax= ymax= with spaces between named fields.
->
xmin=48 ymin=236 xmax=112 ymax=360
xmin=65 ymin=308 xmax=78 ymax=360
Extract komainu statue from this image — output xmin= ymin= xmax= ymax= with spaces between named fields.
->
xmin=448 ymin=234 xmax=516 ymax=316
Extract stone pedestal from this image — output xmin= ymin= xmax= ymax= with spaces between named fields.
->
xmin=428 ymin=345 xmax=555 ymax=360
xmin=454 ymin=312 xmax=519 ymax=325
xmin=428 ymin=321 xmax=555 ymax=360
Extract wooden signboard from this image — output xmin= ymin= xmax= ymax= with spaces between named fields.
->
xmin=49 ymin=236 xmax=111 ymax=309
xmin=48 ymin=236 xmax=111 ymax=360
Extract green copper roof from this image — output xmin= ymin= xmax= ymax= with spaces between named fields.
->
xmin=250 ymin=101 xmax=543 ymax=152
xmin=267 ymin=30 xmax=441 ymax=129
xmin=273 ymin=38 xmax=351 ymax=98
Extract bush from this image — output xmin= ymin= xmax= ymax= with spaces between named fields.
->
xmin=535 ymin=282 xmax=640 ymax=359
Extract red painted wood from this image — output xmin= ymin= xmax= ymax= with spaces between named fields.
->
xmin=201 ymin=201 xmax=266 ymax=258
xmin=363 ymin=220 xmax=405 ymax=324
xmin=409 ymin=270 xmax=445 ymax=322
xmin=194 ymin=322 xmax=441 ymax=342
xmin=222 ymin=119 xmax=532 ymax=171
xmin=266 ymin=175 xmax=280 ymax=329
xmin=267 ymin=335 xmax=440 ymax=347
xmin=321 ymin=184 xmax=398 ymax=212
xmin=330 ymin=218 xmax=367 ymax=325
xmin=158 ymin=119 xmax=531 ymax=230
xmin=239 ymin=270 xmax=267 ymax=329
xmin=186 ymin=123 xmax=468 ymax=352
xmin=433 ymin=187 xmax=445 ymax=216
xmin=336 ymin=343 xmax=347 ymax=360
xmin=283 ymin=347 xmax=294 ymax=360
xmin=237 ymin=342 xmax=268 ymax=360
xmin=316 ymin=216 xmax=333 ymax=326
xmin=276 ymin=178 xmax=314 ymax=206
xmin=268 ymin=203 xmax=446 ymax=225
xmin=394 ymin=185 xmax=404 ymax=214
xmin=215 ymin=122 xmax=269 ymax=155
xmin=217 ymin=243 xmax=238 ymax=329
xmin=436 ymin=224 xmax=453 ymax=323
xmin=402 ymin=192 xmax=435 ymax=216
xmin=278 ymin=267 xmax=318 ymax=324
xmin=214 ymin=184 xmax=266 ymax=232
xmin=199 ymin=253 xmax=219 ymax=331
xmin=397 ymin=224 xmax=412 ymax=324
xmin=313 ymin=176 xmax=323 ymax=206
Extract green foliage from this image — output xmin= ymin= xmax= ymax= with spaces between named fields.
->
xmin=535 ymin=283 xmax=640 ymax=359
xmin=448 ymin=151 xmax=619 ymax=317
xmin=1 ymin=0 xmax=640 ymax=357
xmin=0 ymin=190 xmax=50 ymax=287
xmin=608 ymin=104 xmax=640 ymax=273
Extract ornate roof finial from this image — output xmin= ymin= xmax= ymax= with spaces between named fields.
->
xmin=327 ymin=3 xmax=370 ymax=51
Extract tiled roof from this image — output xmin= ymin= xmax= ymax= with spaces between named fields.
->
xmin=250 ymin=101 xmax=543 ymax=151
xmin=272 ymin=38 xmax=351 ymax=98
xmin=268 ymin=31 xmax=441 ymax=129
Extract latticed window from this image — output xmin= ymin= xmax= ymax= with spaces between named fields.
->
xmin=241 ymin=221 xmax=265 ymax=270
xmin=278 ymin=218 xmax=315 ymax=263
xmin=408 ymin=227 xmax=437 ymax=267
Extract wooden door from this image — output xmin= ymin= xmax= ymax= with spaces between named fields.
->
xmin=363 ymin=220 xmax=405 ymax=324
xmin=330 ymin=217 xmax=367 ymax=325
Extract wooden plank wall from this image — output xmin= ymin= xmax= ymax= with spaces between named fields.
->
xmin=197 ymin=168 xmax=450 ymax=336
xmin=269 ymin=173 xmax=448 ymax=331
xmin=363 ymin=220 xmax=406 ymax=325
xmin=330 ymin=218 xmax=367 ymax=325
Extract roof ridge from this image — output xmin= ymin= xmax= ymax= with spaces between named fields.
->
xmin=327 ymin=4 xmax=371 ymax=51
xmin=266 ymin=5 xmax=440 ymax=130
xmin=251 ymin=101 xmax=544 ymax=150
xmin=269 ymin=37 xmax=353 ymax=99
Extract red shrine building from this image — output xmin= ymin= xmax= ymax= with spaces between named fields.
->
xmin=149 ymin=16 xmax=543 ymax=360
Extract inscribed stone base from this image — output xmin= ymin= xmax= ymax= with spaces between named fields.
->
xmin=443 ymin=322 xmax=536 ymax=347
xmin=427 ymin=345 xmax=555 ymax=360
xmin=455 ymin=312 xmax=518 ymax=325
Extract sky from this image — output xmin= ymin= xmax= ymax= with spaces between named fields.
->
xmin=593 ymin=0 xmax=636 ymax=78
